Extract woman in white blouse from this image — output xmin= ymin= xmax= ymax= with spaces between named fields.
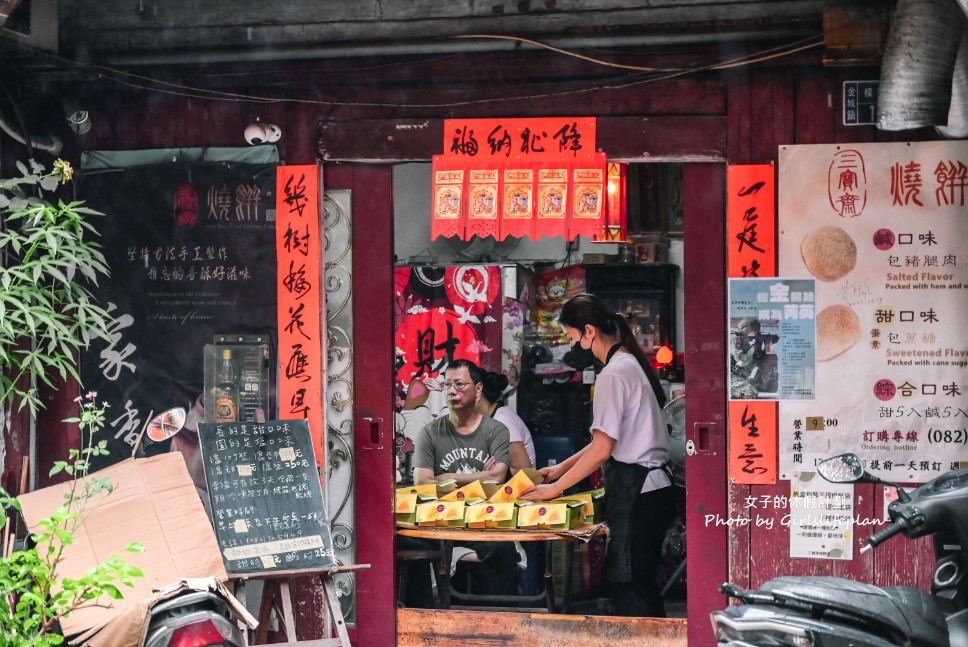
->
xmin=521 ymin=293 xmax=674 ymax=617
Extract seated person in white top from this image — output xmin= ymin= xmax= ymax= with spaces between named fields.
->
xmin=477 ymin=369 xmax=536 ymax=473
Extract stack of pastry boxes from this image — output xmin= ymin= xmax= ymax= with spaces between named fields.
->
xmin=396 ymin=469 xmax=603 ymax=530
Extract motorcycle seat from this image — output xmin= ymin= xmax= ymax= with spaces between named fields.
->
xmin=759 ymin=576 xmax=949 ymax=647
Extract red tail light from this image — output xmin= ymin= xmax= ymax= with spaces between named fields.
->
xmin=168 ymin=620 xmax=228 ymax=647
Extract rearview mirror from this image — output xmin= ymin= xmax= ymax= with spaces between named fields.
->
xmin=817 ymin=453 xmax=866 ymax=483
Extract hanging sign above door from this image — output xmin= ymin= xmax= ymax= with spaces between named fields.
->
xmin=431 ymin=117 xmax=605 ymax=241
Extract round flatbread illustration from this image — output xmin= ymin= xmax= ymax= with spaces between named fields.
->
xmin=801 ymin=226 xmax=857 ymax=281
xmin=816 ymin=304 xmax=860 ymax=361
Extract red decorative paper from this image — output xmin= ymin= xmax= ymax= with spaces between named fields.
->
xmin=570 ymin=154 xmax=607 ymax=239
xmin=443 ymin=117 xmax=597 ymax=164
xmin=431 ymin=155 xmax=465 ymax=240
xmin=467 ymin=168 xmax=499 ymax=239
xmin=535 ymin=166 xmax=568 ymax=240
xmin=501 ymin=167 xmax=534 ymax=239
xmin=431 ymin=119 xmax=604 ymax=241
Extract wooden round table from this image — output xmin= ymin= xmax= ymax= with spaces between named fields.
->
xmin=396 ymin=524 xmax=606 ymax=612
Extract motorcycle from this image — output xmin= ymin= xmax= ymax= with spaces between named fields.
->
xmin=711 ymin=453 xmax=968 ymax=647
xmin=141 ymin=581 xmax=249 ymax=647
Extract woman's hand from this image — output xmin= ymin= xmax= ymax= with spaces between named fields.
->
xmin=519 ymin=483 xmax=562 ymax=501
xmin=539 ymin=463 xmax=565 ymax=482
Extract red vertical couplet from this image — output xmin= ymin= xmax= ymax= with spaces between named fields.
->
xmin=276 ymin=165 xmax=325 ymax=465
xmin=727 ymin=400 xmax=777 ymax=484
xmin=727 ymin=164 xmax=777 ymax=484
xmin=727 ymin=164 xmax=776 ymax=278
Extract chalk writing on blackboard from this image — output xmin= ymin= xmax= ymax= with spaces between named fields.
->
xmin=198 ymin=418 xmax=336 ymax=574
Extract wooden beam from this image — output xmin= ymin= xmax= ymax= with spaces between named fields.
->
xmin=397 ymin=609 xmax=687 ymax=647
xmin=318 ymin=116 xmax=725 ymax=162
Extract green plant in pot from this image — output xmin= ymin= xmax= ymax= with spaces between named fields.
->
xmin=0 ymin=161 xmax=143 ymax=644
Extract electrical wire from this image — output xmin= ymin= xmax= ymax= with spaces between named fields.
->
xmin=87 ymin=32 xmax=825 ymax=109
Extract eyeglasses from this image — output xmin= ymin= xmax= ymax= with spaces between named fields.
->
xmin=442 ymin=381 xmax=472 ymax=391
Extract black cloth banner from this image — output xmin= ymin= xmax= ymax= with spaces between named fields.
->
xmin=78 ymin=162 xmax=278 ymax=470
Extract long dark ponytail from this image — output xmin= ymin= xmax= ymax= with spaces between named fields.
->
xmin=559 ymin=293 xmax=667 ymax=408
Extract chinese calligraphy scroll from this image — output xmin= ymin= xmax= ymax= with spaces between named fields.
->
xmin=276 ymin=165 xmax=325 ymax=465
xmin=727 ymin=164 xmax=775 ymax=278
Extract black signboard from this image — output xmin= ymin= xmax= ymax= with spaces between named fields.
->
xmin=77 ymin=162 xmax=278 ymax=469
xmin=198 ymin=418 xmax=335 ymax=575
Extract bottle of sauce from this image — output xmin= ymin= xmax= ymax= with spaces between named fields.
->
xmin=214 ymin=348 xmax=240 ymax=423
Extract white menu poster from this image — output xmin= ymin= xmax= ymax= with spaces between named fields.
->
xmin=779 ymin=142 xmax=968 ymax=483
xmin=789 ymin=471 xmax=855 ymax=561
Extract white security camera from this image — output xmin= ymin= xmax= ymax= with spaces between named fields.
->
xmin=264 ymin=123 xmax=282 ymax=143
xmin=244 ymin=121 xmax=268 ymax=145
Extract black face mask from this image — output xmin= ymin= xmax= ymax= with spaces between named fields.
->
xmin=564 ymin=339 xmax=599 ymax=370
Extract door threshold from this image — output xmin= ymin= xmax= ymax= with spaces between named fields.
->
xmin=397 ymin=608 xmax=687 ymax=646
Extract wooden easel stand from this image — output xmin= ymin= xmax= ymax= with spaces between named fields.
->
xmin=231 ymin=564 xmax=371 ymax=647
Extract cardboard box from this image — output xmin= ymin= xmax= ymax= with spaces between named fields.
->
xmin=395 ymin=491 xmax=436 ymax=524
xmin=484 ymin=502 xmax=519 ymax=529
xmin=554 ymin=487 xmax=605 ymax=524
xmin=517 ymin=501 xmax=584 ymax=530
xmin=397 ymin=483 xmax=439 ymax=499
xmin=488 ymin=468 xmax=544 ymax=503
xmin=440 ymin=479 xmax=499 ymax=502
xmin=463 ymin=499 xmax=490 ymax=528
xmin=415 ymin=500 xmax=467 ymax=527
xmin=435 ymin=478 xmax=459 ymax=497
xmin=17 ymin=453 xmax=227 ymax=645
xmin=529 ymin=501 xmax=585 ymax=530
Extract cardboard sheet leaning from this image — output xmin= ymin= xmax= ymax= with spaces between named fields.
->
xmin=17 ymin=453 xmax=238 ymax=647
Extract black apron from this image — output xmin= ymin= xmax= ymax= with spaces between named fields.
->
xmin=601 ymin=457 xmax=654 ymax=583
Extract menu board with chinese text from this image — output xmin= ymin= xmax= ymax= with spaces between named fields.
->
xmin=779 ymin=141 xmax=968 ymax=483
xmin=198 ymin=418 xmax=335 ymax=574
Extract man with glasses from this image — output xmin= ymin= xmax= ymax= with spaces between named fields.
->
xmin=402 ymin=359 xmax=519 ymax=606
xmin=412 ymin=358 xmax=511 ymax=486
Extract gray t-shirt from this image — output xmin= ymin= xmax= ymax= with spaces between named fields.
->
xmin=413 ymin=415 xmax=511 ymax=478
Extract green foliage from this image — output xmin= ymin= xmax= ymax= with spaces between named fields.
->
xmin=0 ymin=395 xmax=144 ymax=646
xmin=0 ymin=159 xmax=113 ymax=415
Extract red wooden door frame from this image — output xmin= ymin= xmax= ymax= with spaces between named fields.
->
xmin=319 ymin=145 xmax=731 ymax=645
xmin=324 ymin=164 xmax=396 ymax=646
xmin=683 ymin=163 xmax=728 ymax=644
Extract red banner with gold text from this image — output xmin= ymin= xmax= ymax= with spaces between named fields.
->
xmin=433 ymin=118 xmax=606 ymax=241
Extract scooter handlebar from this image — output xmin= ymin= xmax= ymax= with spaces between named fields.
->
xmin=860 ymin=518 xmax=908 ymax=554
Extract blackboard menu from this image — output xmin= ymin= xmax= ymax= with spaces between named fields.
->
xmin=198 ymin=418 xmax=335 ymax=574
